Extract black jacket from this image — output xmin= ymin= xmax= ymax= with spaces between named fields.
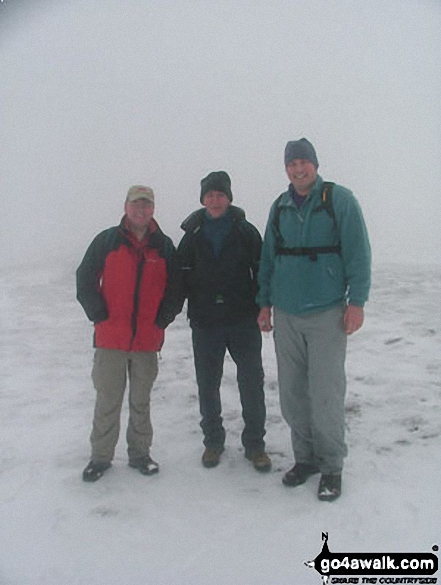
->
xmin=177 ymin=206 xmax=262 ymax=328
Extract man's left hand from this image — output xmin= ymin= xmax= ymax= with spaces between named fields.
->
xmin=344 ymin=305 xmax=364 ymax=335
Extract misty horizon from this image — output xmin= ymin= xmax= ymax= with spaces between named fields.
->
xmin=1 ymin=0 xmax=440 ymax=267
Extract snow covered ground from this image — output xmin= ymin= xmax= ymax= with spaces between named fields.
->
xmin=0 ymin=259 xmax=440 ymax=585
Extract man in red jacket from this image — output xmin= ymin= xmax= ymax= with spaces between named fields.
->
xmin=77 ymin=186 xmax=180 ymax=482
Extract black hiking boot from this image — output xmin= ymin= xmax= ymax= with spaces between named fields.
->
xmin=318 ymin=474 xmax=342 ymax=501
xmin=201 ymin=446 xmax=224 ymax=468
xmin=282 ymin=463 xmax=320 ymax=487
xmin=129 ymin=455 xmax=159 ymax=475
xmin=82 ymin=460 xmax=112 ymax=482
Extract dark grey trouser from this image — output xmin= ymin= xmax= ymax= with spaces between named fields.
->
xmin=90 ymin=348 xmax=158 ymax=463
xmin=274 ymin=306 xmax=347 ymax=474
xmin=192 ymin=319 xmax=266 ymax=453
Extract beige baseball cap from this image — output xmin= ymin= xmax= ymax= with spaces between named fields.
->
xmin=126 ymin=185 xmax=154 ymax=203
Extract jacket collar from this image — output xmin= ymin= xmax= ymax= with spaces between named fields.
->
xmin=119 ymin=216 xmax=165 ymax=249
xmin=282 ymin=175 xmax=324 ymax=206
xmin=180 ymin=205 xmax=246 ymax=233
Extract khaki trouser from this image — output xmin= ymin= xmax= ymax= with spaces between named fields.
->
xmin=274 ymin=306 xmax=348 ymax=474
xmin=90 ymin=348 xmax=158 ymax=463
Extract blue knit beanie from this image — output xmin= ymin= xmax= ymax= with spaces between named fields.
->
xmin=284 ymin=138 xmax=319 ymax=168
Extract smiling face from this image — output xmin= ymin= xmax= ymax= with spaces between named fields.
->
xmin=124 ymin=198 xmax=154 ymax=237
xmin=285 ymin=158 xmax=318 ymax=196
xmin=202 ymin=190 xmax=231 ymax=218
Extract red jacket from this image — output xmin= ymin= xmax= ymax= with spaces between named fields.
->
xmin=77 ymin=217 xmax=180 ymax=352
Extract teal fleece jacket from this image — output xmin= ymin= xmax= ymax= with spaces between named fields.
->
xmin=257 ymin=176 xmax=371 ymax=315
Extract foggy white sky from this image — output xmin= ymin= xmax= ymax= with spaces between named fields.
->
xmin=1 ymin=0 xmax=440 ymax=267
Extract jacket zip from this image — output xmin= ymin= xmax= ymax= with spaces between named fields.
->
xmin=130 ymin=251 xmax=146 ymax=349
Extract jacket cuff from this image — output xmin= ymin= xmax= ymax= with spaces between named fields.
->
xmin=93 ymin=309 xmax=109 ymax=324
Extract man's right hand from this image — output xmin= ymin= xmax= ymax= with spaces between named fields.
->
xmin=257 ymin=307 xmax=273 ymax=332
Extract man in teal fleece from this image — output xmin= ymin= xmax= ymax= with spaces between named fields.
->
xmin=257 ymin=138 xmax=371 ymax=501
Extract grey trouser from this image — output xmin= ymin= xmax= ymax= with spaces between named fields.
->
xmin=274 ymin=306 xmax=347 ymax=474
xmin=90 ymin=348 xmax=158 ymax=463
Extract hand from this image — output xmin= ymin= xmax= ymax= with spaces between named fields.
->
xmin=344 ymin=305 xmax=364 ymax=335
xmin=258 ymin=307 xmax=273 ymax=332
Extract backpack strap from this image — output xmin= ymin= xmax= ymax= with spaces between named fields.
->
xmin=313 ymin=182 xmax=337 ymax=227
xmin=276 ymin=245 xmax=341 ymax=262
xmin=273 ymin=182 xmax=341 ymax=261
xmin=271 ymin=193 xmax=285 ymax=252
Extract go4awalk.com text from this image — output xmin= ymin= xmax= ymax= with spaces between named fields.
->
xmin=305 ymin=534 xmax=438 ymax=585
xmin=320 ymin=553 xmax=437 ymax=576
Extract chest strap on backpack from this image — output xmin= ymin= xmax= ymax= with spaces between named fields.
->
xmin=273 ymin=182 xmax=341 ymax=261
xmin=276 ymin=244 xmax=341 ymax=262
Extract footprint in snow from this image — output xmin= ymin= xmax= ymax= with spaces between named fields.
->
xmin=91 ymin=506 xmax=119 ymax=518
xmin=384 ymin=337 xmax=403 ymax=345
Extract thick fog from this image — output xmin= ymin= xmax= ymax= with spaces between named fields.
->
xmin=1 ymin=0 xmax=440 ymax=267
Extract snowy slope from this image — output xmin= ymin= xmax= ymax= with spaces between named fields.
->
xmin=0 ymin=260 xmax=440 ymax=585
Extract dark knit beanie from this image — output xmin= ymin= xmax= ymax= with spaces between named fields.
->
xmin=284 ymin=138 xmax=319 ymax=168
xmin=200 ymin=171 xmax=233 ymax=203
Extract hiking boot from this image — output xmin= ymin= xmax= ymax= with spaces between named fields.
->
xmin=318 ymin=474 xmax=342 ymax=501
xmin=282 ymin=463 xmax=320 ymax=487
xmin=129 ymin=455 xmax=159 ymax=476
xmin=201 ymin=446 xmax=224 ymax=468
xmin=245 ymin=450 xmax=272 ymax=472
xmin=82 ymin=460 xmax=112 ymax=482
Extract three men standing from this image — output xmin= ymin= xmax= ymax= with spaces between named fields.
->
xmin=177 ymin=171 xmax=271 ymax=472
xmin=77 ymin=140 xmax=370 ymax=498
xmin=77 ymin=186 xmax=180 ymax=481
xmin=257 ymin=139 xmax=371 ymax=500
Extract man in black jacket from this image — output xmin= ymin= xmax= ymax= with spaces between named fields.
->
xmin=178 ymin=171 xmax=271 ymax=471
